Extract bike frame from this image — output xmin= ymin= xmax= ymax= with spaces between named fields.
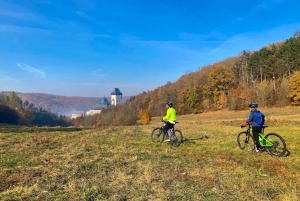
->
xmin=151 ymin=120 xmax=182 ymax=147
xmin=238 ymin=125 xmax=286 ymax=157
xmin=248 ymin=125 xmax=273 ymax=148
xmin=161 ymin=121 xmax=176 ymax=138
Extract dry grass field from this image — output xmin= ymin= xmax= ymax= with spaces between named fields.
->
xmin=0 ymin=107 xmax=300 ymax=200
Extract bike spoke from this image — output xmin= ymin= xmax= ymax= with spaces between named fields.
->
xmin=264 ymin=133 xmax=286 ymax=157
xmin=170 ymin=130 xmax=182 ymax=147
xmin=237 ymin=132 xmax=255 ymax=152
xmin=151 ymin=128 xmax=164 ymax=143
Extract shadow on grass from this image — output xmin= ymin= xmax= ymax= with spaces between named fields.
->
xmin=283 ymin=148 xmax=291 ymax=157
xmin=263 ymin=147 xmax=291 ymax=157
xmin=183 ymin=136 xmax=209 ymax=143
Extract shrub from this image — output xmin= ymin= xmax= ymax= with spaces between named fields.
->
xmin=139 ymin=109 xmax=151 ymax=125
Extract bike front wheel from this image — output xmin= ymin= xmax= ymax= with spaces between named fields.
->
xmin=264 ymin=133 xmax=286 ymax=157
xmin=151 ymin=128 xmax=164 ymax=143
xmin=237 ymin=131 xmax=255 ymax=152
xmin=169 ymin=130 xmax=183 ymax=147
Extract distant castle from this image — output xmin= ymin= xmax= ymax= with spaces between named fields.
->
xmin=85 ymin=88 xmax=123 ymax=116
xmin=110 ymin=88 xmax=123 ymax=106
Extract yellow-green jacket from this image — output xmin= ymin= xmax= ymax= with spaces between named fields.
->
xmin=163 ymin=107 xmax=177 ymax=123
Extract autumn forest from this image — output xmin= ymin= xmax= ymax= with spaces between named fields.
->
xmin=1 ymin=30 xmax=300 ymax=127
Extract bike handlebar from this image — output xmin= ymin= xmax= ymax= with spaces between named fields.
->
xmin=241 ymin=124 xmax=268 ymax=129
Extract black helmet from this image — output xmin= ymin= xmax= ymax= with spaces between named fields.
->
xmin=167 ymin=101 xmax=173 ymax=107
xmin=248 ymin=102 xmax=258 ymax=108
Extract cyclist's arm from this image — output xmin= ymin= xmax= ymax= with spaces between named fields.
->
xmin=163 ymin=109 xmax=171 ymax=121
xmin=242 ymin=112 xmax=254 ymax=126
xmin=246 ymin=112 xmax=254 ymax=124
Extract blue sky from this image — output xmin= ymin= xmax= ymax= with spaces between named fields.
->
xmin=0 ymin=0 xmax=300 ymax=97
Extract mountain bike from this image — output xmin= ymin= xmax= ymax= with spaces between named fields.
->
xmin=151 ymin=120 xmax=183 ymax=147
xmin=237 ymin=125 xmax=287 ymax=157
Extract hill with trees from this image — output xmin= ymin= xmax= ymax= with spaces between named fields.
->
xmin=92 ymin=30 xmax=300 ymax=127
xmin=0 ymin=91 xmax=72 ymax=126
xmin=1 ymin=30 xmax=300 ymax=127
xmin=0 ymin=92 xmax=131 ymax=116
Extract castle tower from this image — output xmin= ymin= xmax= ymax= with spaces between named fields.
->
xmin=111 ymin=88 xmax=123 ymax=106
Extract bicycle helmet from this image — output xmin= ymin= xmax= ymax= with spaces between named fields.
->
xmin=248 ymin=102 xmax=258 ymax=108
xmin=167 ymin=101 xmax=173 ymax=107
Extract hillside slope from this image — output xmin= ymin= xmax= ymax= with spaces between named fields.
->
xmin=0 ymin=91 xmax=131 ymax=116
xmin=0 ymin=107 xmax=299 ymax=200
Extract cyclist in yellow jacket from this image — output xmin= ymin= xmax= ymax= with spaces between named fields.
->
xmin=162 ymin=101 xmax=177 ymax=142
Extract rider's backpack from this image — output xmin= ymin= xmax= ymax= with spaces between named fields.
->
xmin=255 ymin=111 xmax=265 ymax=126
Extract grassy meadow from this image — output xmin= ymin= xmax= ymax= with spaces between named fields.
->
xmin=0 ymin=107 xmax=300 ymax=200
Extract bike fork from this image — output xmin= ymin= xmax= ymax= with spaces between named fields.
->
xmin=245 ymin=135 xmax=249 ymax=143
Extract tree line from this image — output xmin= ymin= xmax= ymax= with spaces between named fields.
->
xmin=86 ymin=30 xmax=300 ymax=127
xmin=2 ymin=30 xmax=300 ymax=127
xmin=0 ymin=92 xmax=72 ymax=126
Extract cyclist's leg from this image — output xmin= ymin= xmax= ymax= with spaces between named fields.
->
xmin=169 ymin=123 xmax=175 ymax=136
xmin=163 ymin=122 xmax=172 ymax=138
xmin=252 ymin=127 xmax=262 ymax=151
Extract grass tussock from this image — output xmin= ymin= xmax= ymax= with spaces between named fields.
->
xmin=1 ymin=106 xmax=300 ymax=200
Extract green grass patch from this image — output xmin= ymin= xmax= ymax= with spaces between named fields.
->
xmin=0 ymin=106 xmax=300 ymax=200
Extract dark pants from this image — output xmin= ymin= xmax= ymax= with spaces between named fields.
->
xmin=252 ymin=126 xmax=262 ymax=150
xmin=163 ymin=122 xmax=174 ymax=137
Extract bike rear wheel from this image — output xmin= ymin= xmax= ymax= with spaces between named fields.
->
xmin=169 ymin=129 xmax=183 ymax=147
xmin=151 ymin=128 xmax=164 ymax=143
xmin=264 ymin=133 xmax=286 ymax=157
xmin=237 ymin=131 xmax=255 ymax=152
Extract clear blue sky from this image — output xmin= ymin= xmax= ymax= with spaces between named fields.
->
xmin=0 ymin=0 xmax=299 ymax=97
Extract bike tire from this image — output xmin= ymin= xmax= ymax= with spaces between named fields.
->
xmin=151 ymin=128 xmax=164 ymax=143
xmin=237 ymin=131 xmax=255 ymax=152
xmin=264 ymin=133 xmax=286 ymax=157
xmin=169 ymin=129 xmax=183 ymax=147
